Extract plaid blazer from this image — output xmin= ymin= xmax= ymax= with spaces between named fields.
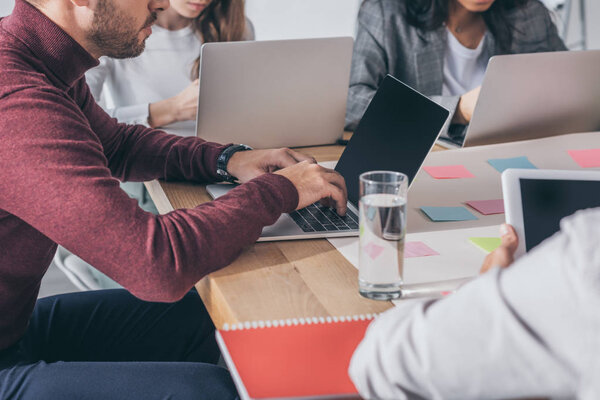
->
xmin=345 ymin=0 xmax=567 ymax=135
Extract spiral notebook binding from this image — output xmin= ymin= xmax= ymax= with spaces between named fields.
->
xmin=222 ymin=313 xmax=377 ymax=331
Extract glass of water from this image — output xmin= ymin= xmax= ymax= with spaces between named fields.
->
xmin=358 ymin=171 xmax=408 ymax=300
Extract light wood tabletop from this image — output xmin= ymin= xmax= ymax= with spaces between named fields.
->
xmin=146 ymin=133 xmax=445 ymax=328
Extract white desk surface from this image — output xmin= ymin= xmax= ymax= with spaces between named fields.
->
xmin=329 ymin=131 xmax=600 ymax=290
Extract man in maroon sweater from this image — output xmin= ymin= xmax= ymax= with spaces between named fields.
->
xmin=0 ymin=0 xmax=348 ymax=398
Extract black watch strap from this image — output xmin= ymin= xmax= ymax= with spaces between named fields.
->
xmin=216 ymin=144 xmax=252 ymax=182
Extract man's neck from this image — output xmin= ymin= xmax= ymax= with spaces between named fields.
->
xmin=30 ymin=0 xmax=100 ymax=59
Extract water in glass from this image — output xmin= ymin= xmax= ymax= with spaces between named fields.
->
xmin=359 ymin=193 xmax=406 ymax=300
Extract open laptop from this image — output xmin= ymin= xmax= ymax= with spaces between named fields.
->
xmin=461 ymin=50 xmax=600 ymax=147
xmin=194 ymin=37 xmax=353 ymax=149
xmin=207 ymin=75 xmax=450 ymax=241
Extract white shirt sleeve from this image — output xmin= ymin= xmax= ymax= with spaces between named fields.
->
xmin=85 ymin=57 xmax=150 ymax=126
xmin=108 ymin=103 xmax=151 ymax=126
xmin=85 ymin=56 xmax=110 ymax=107
xmin=349 ymin=208 xmax=600 ymax=399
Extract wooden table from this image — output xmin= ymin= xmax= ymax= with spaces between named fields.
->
xmin=146 ymin=133 xmax=445 ymax=328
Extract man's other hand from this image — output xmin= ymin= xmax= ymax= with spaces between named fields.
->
xmin=227 ymin=148 xmax=315 ymax=183
xmin=480 ymin=224 xmax=519 ymax=274
xmin=275 ymin=161 xmax=348 ymax=216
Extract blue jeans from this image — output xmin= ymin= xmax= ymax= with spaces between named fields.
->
xmin=0 ymin=289 xmax=238 ymax=399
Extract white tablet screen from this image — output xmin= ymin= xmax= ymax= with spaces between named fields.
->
xmin=520 ymin=179 xmax=600 ymax=251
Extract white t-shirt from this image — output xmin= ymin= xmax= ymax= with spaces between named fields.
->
xmin=85 ymin=25 xmax=202 ymax=129
xmin=441 ymin=28 xmax=487 ymax=97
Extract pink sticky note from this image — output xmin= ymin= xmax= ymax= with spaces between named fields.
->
xmin=423 ymin=165 xmax=474 ymax=179
xmin=364 ymin=242 xmax=385 ymax=260
xmin=466 ymin=199 xmax=505 ymax=215
xmin=568 ymin=149 xmax=600 ymax=168
xmin=404 ymin=241 xmax=439 ymax=258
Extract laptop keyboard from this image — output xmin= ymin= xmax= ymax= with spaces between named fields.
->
xmin=289 ymin=203 xmax=359 ymax=233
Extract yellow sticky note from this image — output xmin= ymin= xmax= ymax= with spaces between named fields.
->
xmin=469 ymin=237 xmax=501 ymax=253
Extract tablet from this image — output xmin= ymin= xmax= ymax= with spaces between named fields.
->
xmin=502 ymin=169 xmax=600 ymax=257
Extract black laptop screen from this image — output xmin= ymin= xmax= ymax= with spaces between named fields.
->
xmin=336 ymin=75 xmax=450 ymax=205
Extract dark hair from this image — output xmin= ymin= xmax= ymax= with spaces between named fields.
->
xmin=190 ymin=0 xmax=246 ymax=79
xmin=403 ymin=0 xmax=529 ymax=53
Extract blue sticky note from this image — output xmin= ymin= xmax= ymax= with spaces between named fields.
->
xmin=421 ymin=206 xmax=478 ymax=222
xmin=487 ymin=156 xmax=537 ymax=173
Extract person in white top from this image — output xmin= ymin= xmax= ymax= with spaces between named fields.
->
xmin=441 ymin=28 xmax=487 ymax=99
xmin=85 ymin=0 xmax=253 ymax=131
xmin=349 ymin=210 xmax=600 ymax=399
xmin=439 ymin=0 xmax=490 ymax=126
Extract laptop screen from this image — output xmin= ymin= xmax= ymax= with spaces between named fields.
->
xmin=336 ymin=75 xmax=450 ymax=205
xmin=520 ymin=178 xmax=600 ymax=251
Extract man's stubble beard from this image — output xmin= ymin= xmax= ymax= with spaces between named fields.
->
xmin=87 ymin=0 xmax=156 ymax=59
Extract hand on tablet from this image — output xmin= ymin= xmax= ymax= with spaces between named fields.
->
xmin=480 ymin=224 xmax=519 ymax=274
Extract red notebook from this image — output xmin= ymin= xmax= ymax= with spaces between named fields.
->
xmin=215 ymin=315 xmax=375 ymax=400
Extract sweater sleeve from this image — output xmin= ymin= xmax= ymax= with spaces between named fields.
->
xmin=0 ymin=84 xmax=299 ymax=303
xmin=73 ymin=79 xmax=224 ymax=183
xmin=348 ymin=209 xmax=600 ymax=399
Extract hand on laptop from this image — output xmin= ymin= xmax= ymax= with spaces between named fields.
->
xmin=227 ymin=148 xmax=316 ymax=182
xmin=274 ymin=161 xmax=348 ymax=216
xmin=453 ymin=86 xmax=481 ymax=125
xmin=480 ymin=224 xmax=518 ymax=274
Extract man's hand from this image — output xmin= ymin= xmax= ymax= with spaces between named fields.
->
xmin=275 ymin=161 xmax=348 ymax=216
xmin=226 ymin=148 xmax=315 ymax=183
xmin=453 ymin=86 xmax=481 ymax=125
xmin=480 ymin=224 xmax=519 ymax=274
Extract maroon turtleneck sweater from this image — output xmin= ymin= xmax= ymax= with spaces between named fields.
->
xmin=0 ymin=0 xmax=298 ymax=351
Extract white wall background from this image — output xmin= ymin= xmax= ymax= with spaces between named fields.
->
xmin=1 ymin=0 xmax=14 ymax=16
xmin=0 ymin=0 xmax=598 ymax=47
xmin=245 ymin=0 xmax=360 ymax=40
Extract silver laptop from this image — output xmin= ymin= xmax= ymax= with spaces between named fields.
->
xmin=207 ymin=75 xmax=450 ymax=241
xmin=195 ymin=37 xmax=353 ymax=149
xmin=463 ymin=50 xmax=600 ymax=147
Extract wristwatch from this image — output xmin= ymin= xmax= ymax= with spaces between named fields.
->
xmin=216 ymin=144 xmax=253 ymax=182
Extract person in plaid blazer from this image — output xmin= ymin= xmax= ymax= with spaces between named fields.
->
xmin=346 ymin=0 xmax=566 ymax=143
